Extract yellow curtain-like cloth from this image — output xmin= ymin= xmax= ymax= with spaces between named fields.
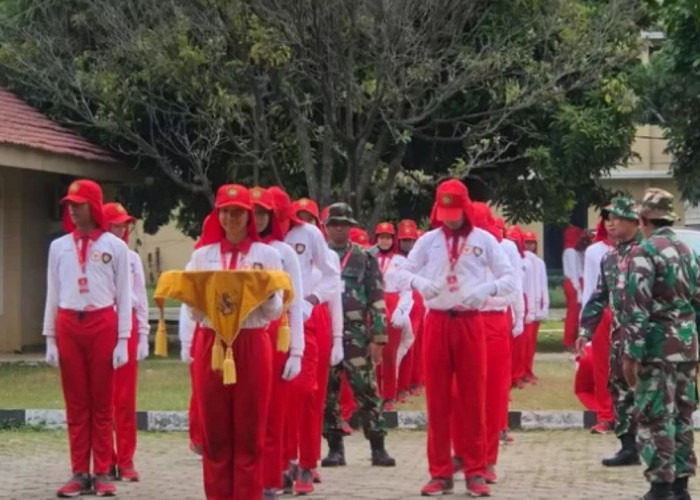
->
xmin=153 ymin=270 xmax=294 ymax=384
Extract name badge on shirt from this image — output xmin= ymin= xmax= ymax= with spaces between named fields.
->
xmin=447 ymin=274 xmax=459 ymax=293
xmin=78 ymin=277 xmax=89 ymax=294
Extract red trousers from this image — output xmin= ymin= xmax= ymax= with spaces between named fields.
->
xmin=189 ymin=328 xmax=202 ymax=450
xmin=263 ymin=321 xmax=291 ymax=490
xmin=377 ymin=292 xmax=401 ymax=402
xmin=56 ymin=307 xmax=117 ymax=475
xmin=592 ymin=309 xmax=613 ymax=423
xmin=284 ymin=304 xmax=329 ymax=469
xmin=398 ymin=292 xmax=425 ymax=393
xmin=111 ymin=313 xmax=139 ymax=470
xmin=424 ymin=310 xmax=486 ymax=479
xmin=511 ymin=327 xmax=529 ymax=384
xmin=194 ymin=327 xmax=272 ymax=500
xmin=452 ymin=312 xmax=510 ymax=467
xmin=525 ymin=321 xmax=540 ymax=379
xmin=575 ymin=344 xmax=597 ymax=410
xmin=563 ymin=279 xmax=580 ymax=348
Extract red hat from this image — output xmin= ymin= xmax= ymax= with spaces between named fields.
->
xmin=350 ymin=227 xmax=370 ymax=248
xmin=397 ymin=219 xmax=418 ymax=240
xmin=200 ymin=184 xmax=259 ymax=247
xmin=293 ymin=198 xmax=320 ymax=225
xmin=523 ymin=231 xmax=537 ymax=242
xmin=564 ymin=225 xmax=583 ymax=249
xmin=103 ymin=202 xmax=136 ymax=243
xmin=61 ymin=179 xmax=107 ymax=232
xmin=432 ymin=179 xmax=473 ymax=225
xmin=267 ymin=186 xmax=301 ymax=238
xmin=374 ymin=222 xmax=395 ymax=236
xmin=321 ymin=206 xmax=330 ymax=224
xmin=471 ymin=202 xmax=501 ymax=242
xmin=506 ymin=225 xmax=526 ymax=258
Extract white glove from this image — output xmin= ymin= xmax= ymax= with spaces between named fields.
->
xmin=461 ymin=282 xmax=496 ymax=310
xmin=302 ymin=300 xmax=314 ymax=322
xmin=539 ymin=309 xmax=549 ymax=321
xmin=396 ymin=324 xmax=415 ymax=370
xmin=282 ymin=354 xmax=302 ymax=381
xmin=45 ymin=336 xmax=59 ymax=367
xmin=180 ymin=342 xmax=193 ymax=364
xmin=330 ymin=337 xmax=344 ymax=366
xmin=576 ymin=288 xmax=582 ymax=304
xmin=137 ymin=335 xmax=150 ymax=361
xmin=513 ymin=319 xmax=525 ymax=337
xmin=189 ymin=307 xmax=206 ymax=323
xmin=391 ymin=307 xmax=410 ymax=329
xmin=113 ymin=338 xmax=129 ymax=369
xmin=526 ymin=312 xmax=537 ymax=323
xmin=412 ymin=276 xmax=442 ymax=300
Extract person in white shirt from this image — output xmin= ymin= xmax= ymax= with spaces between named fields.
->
xmin=251 ymin=187 xmax=304 ymax=500
xmin=562 ymin=225 xmax=584 ymax=349
xmin=42 ymin=179 xmax=132 ymax=498
xmin=577 ymin=212 xmax=615 ymax=434
xmin=102 ymin=202 xmax=150 ymax=483
xmin=187 ymin=184 xmax=284 ymax=500
xmin=286 ymin=197 xmax=344 ymax=493
xmin=522 ymin=231 xmax=548 ymax=385
xmin=505 ymin=226 xmax=530 ymax=390
xmin=397 ymin=179 xmax=515 ymax=497
xmin=369 ymin=222 xmax=413 ymax=412
xmin=451 ymin=202 xmax=521 ymax=485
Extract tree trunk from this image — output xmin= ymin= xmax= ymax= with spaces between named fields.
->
xmin=366 ymin=143 xmax=407 ymax=231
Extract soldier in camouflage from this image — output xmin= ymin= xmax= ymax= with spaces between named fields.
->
xmin=619 ymin=188 xmax=699 ymax=500
xmin=321 ymin=203 xmax=396 ymax=467
xmin=577 ymin=196 xmax=643 ymax=467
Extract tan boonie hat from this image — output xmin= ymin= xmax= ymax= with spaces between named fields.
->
xmin=639 ymin=188 xmax=679 ymax=222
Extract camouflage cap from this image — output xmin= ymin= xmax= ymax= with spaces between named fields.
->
xmin=325 ymin=202 xmax=358 ymax=226
xmin=639 ymin=188 xmax=679 ymax=222
xmin=607 ymin=196 xmax=638 ymax=221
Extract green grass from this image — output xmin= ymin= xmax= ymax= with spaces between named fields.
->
xmin=549 ymin=286 xmax=566 ymax=309
xmin=0 ymin=359 xmax=191 ymax=411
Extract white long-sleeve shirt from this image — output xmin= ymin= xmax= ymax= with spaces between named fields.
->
xmin=562 ymin=248 xmax=584 ymax=294
xmin=483 ymin=239 xmax=525 ymax=323
xmin=130 ymin=250 xmax=150 ymax=338
xmin=42 ymin=232 xmax=133 ymax=339
xmin=286 ymin=223 xmax=341 ymax=304
xmin=186 ymin=241 xmax=284 ymax=330
xmin=376 ymin=252 xmax=413 ymax=315
xmin=398 ymin=227 xmax=515 ymax=311
xmin=523 ymin=251 xmax=541 ymax=322
xmin=580 ymin=241 xmax=611 ymax=315
xmin=269 ymin=240 xmax=305 ymax=357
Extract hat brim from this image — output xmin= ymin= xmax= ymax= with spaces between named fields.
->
xmin=639 ymin=208 xmax=678 ymax=222
xmin=108 ymin=214 xmax=136 ymax=225
xmin=326 ymin=217 xmax=358 ymax=226
xmin=252 ymin=199 xmax=274 ymax=211
xmin=61 ymin=194 xmax=90 ymax=205
xmin=216 ymin=200 xmax=252 ymax=211
xmin=435 ymin=206 xmax=463 ymax=223
xmin=608 ymin=210 xmax=638 ymax=221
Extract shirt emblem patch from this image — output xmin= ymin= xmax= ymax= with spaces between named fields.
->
xmin=101 ymin=252 xmax=113 ymax=264
xmin=295 ymin=243 xmax=306 ymax=255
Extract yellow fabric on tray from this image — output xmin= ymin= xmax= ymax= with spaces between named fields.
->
xmin=153 ymin=270 xmax=294 ymax=384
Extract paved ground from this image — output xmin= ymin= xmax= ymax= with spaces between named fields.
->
xmin=1 ymin=429 xmax=697 ymax=499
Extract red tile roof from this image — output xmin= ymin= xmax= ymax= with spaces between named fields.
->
xmin=0 ymin=88 xmax=117 ymax=163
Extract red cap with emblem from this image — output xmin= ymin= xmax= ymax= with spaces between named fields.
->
xmin=471 ymin=202 xmax=501 ymax=242
xmin=372 ymin=221 xmax=397 ymax=250
xmin=251 ymin=186 xmax=288 ymax=241
xmin=429 ymin=179 xmax=474 ymax=230
xmin=293 ymin=198 xmax=320 ymax=226
xmin=506 ymin=225 xmax=526 ymax=257
xmin=350 ymin=227 xmax=370 ymax=248
xmin=103 ymin=202 xmax=136 ymax=243
xmin=397 ymin=219 xmax=418 ymax=240
xmin=268 ymin=187 xmax=301 ymax=237
xmin=61 ymin=179 xmax=107 ymax=232
xmin=200 ymin=184 xmax=259 ymax=246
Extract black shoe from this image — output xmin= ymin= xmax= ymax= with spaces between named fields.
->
xmin=321 ymin=435 xmax=346 ymax=467
xmin=370 ymin=436 xmax=396 ymax=466
xmin=603 ymin=434 xmax=640 ymax=467
xmin=108 ymin=465 xmax=119 ymax=481
xmin=672 ymin=477 xmax=691 ymax=500
xmin=640 ymin=482 xmax=674 ymax=500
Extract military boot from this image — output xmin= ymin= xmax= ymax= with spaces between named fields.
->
xmin=672 ymin=477 xmax=691 ymax=500
xmin=602 ymin=433 xmax=640 ymax=467
xmin=639 ymin=482 xmax=674 ymax=500
xmin=321 ymin=435 xmax=346 ymax=467
xmin=370 ymin=436 xmax=396 ymax=466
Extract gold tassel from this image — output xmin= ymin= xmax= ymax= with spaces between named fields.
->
xmin=222 ymin=346 xmax=236 ymax=385
xmin=154 ymin=314 xmax=168 ymax=357
xmin=211 ymin=339 xmax=224 ymax=371
xmin=276 ymin=312 xmax=291 ymax=352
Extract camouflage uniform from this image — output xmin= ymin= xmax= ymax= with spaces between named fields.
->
xmin=324 ymin=212 xmax=388 ymax=441
xmin=619 ymin=189 xmax=699 ymax=486
xmin=579 ymin=196 xmax=642 ymax=438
